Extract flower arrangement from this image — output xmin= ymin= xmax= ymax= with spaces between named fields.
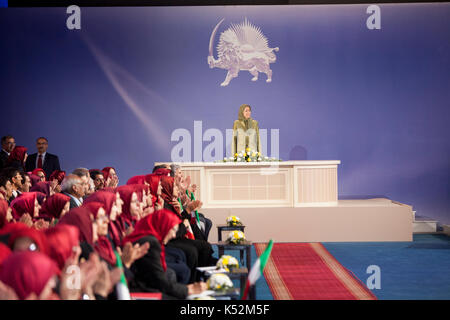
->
xmin=194 ymin=296 xmax=216 ymax=300
xmin=207 ymin=273 xmax=234 ymax=292
xmin=216 ymin=255 xmax=239 ymax=272
xmin=226 ymin=230 xmax=246 ymax=245
xmin=226 ymin=215 xmax=242 ymax=227
xmin=221 ymin=148 xmax=282 ymax=163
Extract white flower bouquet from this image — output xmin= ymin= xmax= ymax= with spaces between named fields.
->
xmin=226 ymin=230 xmax=246 ymax=245
xmin=221 ymin=148 xmax=281 ymax=163
xmin=216 ymin=255 xmax=239 ymax=272
xmin=207 ymin=273 xmax=234 ymax=292
xmin=226 ymin=215 xmax=242 ymax=227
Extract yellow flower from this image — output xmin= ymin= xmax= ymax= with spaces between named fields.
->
xmin=246 ymin=147 xmax=250 ymax=152
xmin=234 ymin=153 xmax=238 ymax=157
xmin=247 ymin=158 xmax=251 ymax=162
xmin=244 ymin=153 xmax=247 ymax=157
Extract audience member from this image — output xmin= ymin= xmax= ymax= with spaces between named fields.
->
xmin=25 ymin=137 xmax=61 ymax=180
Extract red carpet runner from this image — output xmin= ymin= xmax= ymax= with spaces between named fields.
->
xmin=254 ymin=243 xmax=377 ymax=300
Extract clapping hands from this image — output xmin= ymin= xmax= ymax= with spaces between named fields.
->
xmin=186 ymin=200 xmax=202 ymax=214
xmin=117 ymin=242 xmax=150 ymax=269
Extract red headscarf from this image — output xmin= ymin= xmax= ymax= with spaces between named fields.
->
xmin=58 ymin=207 xmax=94 ymax=245
xmin=130 ymin=184 xmax=149 ymax=202
xmin=160 ymin=176 xmax=175 ymax=205
xmin=0 ymin=222 xmax=29 ymax=236
xmin=10 ymin=192 xmax=37 ymax=220
xmin=95 ymin=236 xmax=117 ymax=267
xmin=0 ymin=242 xmax=12 ymax=268
xmin=39 ymin=193 xmax=71 ymax=221
xmin=8 ymin=226 xmax=49 ymax=255
xmin=29 ymin=174 xmax=41 ymax=187
xmin=84 ymin=191 xmax=124 ymax=248
xmin=49 ymin=170 xmax=66 ymax=184
xmin=123 ymin=209 xmax=181 ymax=271
xmin=84 ymin=191 xmax=117 ymax=217
xmin=7 ymin=146 xmax=27 ymax=165
xmin=32 ymin=168 xmax=46 ymax=179
xmin=101 ymin=187 xmax=116 ymax=193
xmin=30 ymin=181 xmax=51 ymax=197
xmin=34 ymin=192 xmax=47 ymax=206
xmin=145 ymin=174 xmax=161 ymax=197
xmin=0 ymin=251 xmax=60 ymax=300
xmin=153 ymin=168 xmax=171 ymax=176
xmin=116 ymin=185 xmax=138 ymax=225
xmin=0 ymin=199 xmax=9 ymax=229
xmin=82 ymin=201 xmax=103 ymax=219
xmin=81 ymin=201 xmax=117 ymax=266
xmin=44 ymin=225 xmax=80 ymax=270
xmin=102 ymin=167 xmax=115 ymax=182
xmin=126 ymin=175 xmax=146 ymax=185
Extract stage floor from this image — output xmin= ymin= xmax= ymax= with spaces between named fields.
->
xmin=203 ymin=198 xmax=413 ymax=243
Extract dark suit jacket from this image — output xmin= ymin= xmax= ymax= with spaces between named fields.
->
xmin=62 ymin=192 xmax=81 ymax=209
xmin=131 ymin=235 xmax=188 ymax=299
xmin=25 ymin=152 xmax=61 ymax=179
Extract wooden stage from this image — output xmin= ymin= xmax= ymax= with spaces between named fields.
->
xmin=156 ymin=161 xmax=413 ymax=242
xmin=203 ymin=198 xmax=413 ymax=243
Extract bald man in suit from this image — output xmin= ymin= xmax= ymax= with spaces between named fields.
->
xmin=25 ymin=137 xmax=61 ymax=179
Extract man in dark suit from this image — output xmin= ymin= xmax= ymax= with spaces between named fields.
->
xmin=25 ymin=137 xmax=61 ymax=179
xmin=0 ymin=135 xmax=15 ymax=170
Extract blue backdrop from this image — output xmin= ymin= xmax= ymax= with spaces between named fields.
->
xmin=1 ymin=4 xmax=449 ymax=224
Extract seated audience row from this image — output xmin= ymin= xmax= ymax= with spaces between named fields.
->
xmin=0 ymin=136 xmax=215 ymax=300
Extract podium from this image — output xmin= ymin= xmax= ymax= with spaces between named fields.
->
xmin=155 ymin=160 xmax=340 ymax=208
xmin=155 ymin=161 xmax=413 ymax=242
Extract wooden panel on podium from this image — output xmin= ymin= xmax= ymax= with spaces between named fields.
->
xmin=155 ymin=161 xmax=340 ymax=208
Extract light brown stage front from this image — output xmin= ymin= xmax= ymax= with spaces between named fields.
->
xmin=156 ymin=161 xmax=413 ymax=242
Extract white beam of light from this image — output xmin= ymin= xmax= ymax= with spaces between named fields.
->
xmin=82 ymin=35 xmax=170 ymax=153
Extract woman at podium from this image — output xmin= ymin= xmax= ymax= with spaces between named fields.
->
xmin=231 ymin=104 xmax=262 ymax=156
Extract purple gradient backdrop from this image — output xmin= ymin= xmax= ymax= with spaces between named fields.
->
xmin=1 ymin=4 xmax=449 ymax=223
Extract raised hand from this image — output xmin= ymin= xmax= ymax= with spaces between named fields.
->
xmin=79 ymin=253 xmax=102 ymax=299
xmin=33 ymin=219 xmax=49 ymax=230
xmin=169 ymin=199 xmax=182 ymax=215
xmin=0 ymin=280 xmax=18 ymax=300
xmin=117 ymin=241 xmax=150 ymax=269
xmin=186 ymin=200 xmax=202 ymax=213
xmin=19 ymin=213 xmax=33 ymax=227
xmin=59 ymin=246 xmax=83 ymax=300
xmin=93 ymin=261 xmax=120 ymax=298
xmin=142 ymin=206 xmax=154 ymax=217
xmin=155 ymin=195 xmax=164 ymax=211
xmin=187 ymin=281 xmax=207 ymax=295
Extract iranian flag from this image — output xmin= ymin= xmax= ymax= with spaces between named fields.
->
xmin=115 ymin=250 xmax=131 ymax=300
xmin=241 ymin=239 xmax=274 ymax=300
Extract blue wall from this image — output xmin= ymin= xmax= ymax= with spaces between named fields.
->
xmin=1 ymin=4 xmax=449 ymax=223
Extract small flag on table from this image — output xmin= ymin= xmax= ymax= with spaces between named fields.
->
xmin=115 ymin=250 xmax=131 ymax=300
xmin=241 ymin=239 xmax=274 ymax=300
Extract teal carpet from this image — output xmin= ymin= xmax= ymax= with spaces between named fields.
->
xmin=322 ymin=234 xmax=450 ymax=300
xmin=212 ymin=234 xmax=450 ymax=300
